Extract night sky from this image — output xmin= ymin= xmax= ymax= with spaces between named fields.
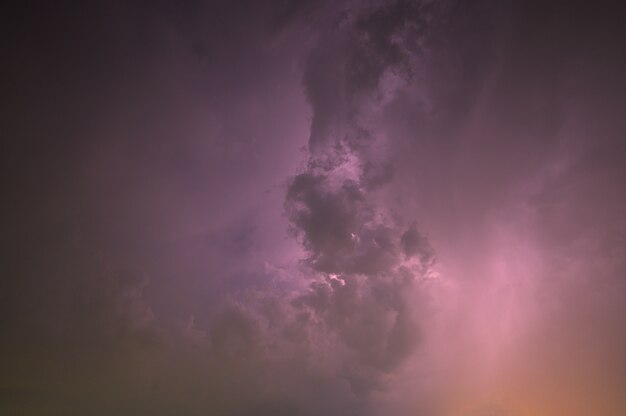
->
xmin=2 ymin=1 xmax=626 ymax=415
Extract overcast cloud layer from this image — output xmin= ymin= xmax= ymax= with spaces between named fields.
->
xmin=2 ymin=1 xmax=626 ymax=415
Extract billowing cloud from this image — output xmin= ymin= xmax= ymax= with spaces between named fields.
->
xmin=2 ymin=0 xmax=625 ymax=415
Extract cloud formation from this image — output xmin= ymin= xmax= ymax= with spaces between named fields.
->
xmin=2 ymin=0 xmax=625 ymax=415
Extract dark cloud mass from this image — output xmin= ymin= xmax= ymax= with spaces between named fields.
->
xmin=1 ymin=1 xmax=626 ymax=415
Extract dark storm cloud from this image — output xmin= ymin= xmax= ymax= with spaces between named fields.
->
xmin=0 ymin=1 xmax=475 ymax=414
xmin=286 ymin=172 xmax=367 ymax=273
xmin=281 ymin=0 xmax=441 ymax=398
xmin=304 ymin=0 xmax=431 ymax=151
xmin=2 ymin=0 xmax=626 ymax=415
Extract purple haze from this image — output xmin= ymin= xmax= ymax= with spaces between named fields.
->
xmin=2 ymin=1 xmax=626 ymax=415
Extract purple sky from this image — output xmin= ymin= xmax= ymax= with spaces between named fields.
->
xmin=2 ymin=1 xmax=626 ymax=415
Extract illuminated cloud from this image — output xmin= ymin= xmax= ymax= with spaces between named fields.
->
xmin=2 ymin=1 xmax=625 ymax=415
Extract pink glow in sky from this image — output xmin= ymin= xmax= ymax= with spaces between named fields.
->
xmin=2 ymin=1 xmax=626 ymax=415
